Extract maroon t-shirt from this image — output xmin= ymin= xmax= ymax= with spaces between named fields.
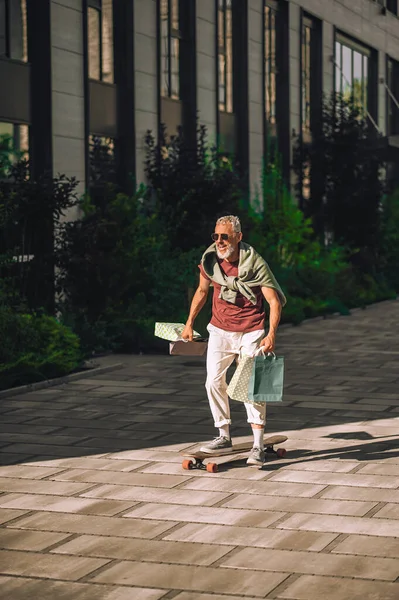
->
xmin=199 ymin=259 xmax=265 ymax=333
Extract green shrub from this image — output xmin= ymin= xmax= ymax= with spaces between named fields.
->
xmin=293 ymin=92 xmax=385 ymax=266
xmin=0 ymin=122 xmax=388 ymax=365
xmin=56 ymin=131 xmax=395 ymax=349
xmin=379 ymin=189 xmax=399 ymax=291
xmin=245 ymin=145 xmax=395 ymax=324
xmin=0 ymin=308 xmax=82 ymax=390
xmin=0 ymin=158 xmax=79 ymax=313
xmin=55 ymin=184 xmax=206 ymax=354
xmin=144 ymin=124 xmax=244 ymax=251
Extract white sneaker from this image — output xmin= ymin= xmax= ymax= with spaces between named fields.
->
xmin=247 ymin=446 xmax=265 ymax=466
xmin=199 ymin=436 xmax=232 ymax=454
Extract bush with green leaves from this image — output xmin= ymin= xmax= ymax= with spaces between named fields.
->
xmin=245 ymin=143 xmax=394 ymax=323
xmin=0 ymin=157 xmax=79 ymax=313
xmin=2 ymin=120 xmax=396 ymax=376
xmin=378 ymin=189 xmax=399 ymax=291
xmin=56 ymin=127 xmax=396 ymax=352
xmin=55 ymin=186 xmax=205 ymax=355
xmin=0 ymin=307 xmax=82 ymax=390
xmin=293 ymin=92 xmax=385 ymax=272
xmin=54 ymin=126 xmax=246 ymax=354
xmin=0 ymin=150 xmax=85 ymax=390
xmin=144 ymin=124 xmax=244 ymax=252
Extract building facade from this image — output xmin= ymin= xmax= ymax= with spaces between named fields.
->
xmin=1 ymin=0 xmax=399 ymax=201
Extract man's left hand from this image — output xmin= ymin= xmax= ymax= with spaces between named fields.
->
xmin=260 ymin=335 xmax=275 ymax=353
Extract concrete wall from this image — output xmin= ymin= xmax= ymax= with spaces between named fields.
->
xmin=133 ymin=0 xmax=158 ymax=184
xmin=196 ymin=0 xmax=217 ymax=145
xmin=288 ymin=0 xmax=301 ymax=191
xmin=50 ymin=0 xmax=85 ymax=209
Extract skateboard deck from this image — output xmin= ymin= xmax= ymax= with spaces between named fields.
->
xmin=180 ymin=434 xmax=288 ymax=473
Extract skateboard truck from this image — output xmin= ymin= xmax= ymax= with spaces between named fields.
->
xmin=182 ymin=457 xmax=218 ymax=473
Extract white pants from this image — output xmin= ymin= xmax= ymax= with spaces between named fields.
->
xmin=205 ymin=323 xmax=266 ymax=428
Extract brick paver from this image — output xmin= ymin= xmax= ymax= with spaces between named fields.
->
xmin=1 ymin=299 xmax=399 ymax=598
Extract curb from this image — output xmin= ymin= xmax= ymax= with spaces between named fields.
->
xmin=0 ymin=361 xmax=125 ymax=400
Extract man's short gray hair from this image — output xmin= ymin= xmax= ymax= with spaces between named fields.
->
xmin=216 ymin=215 xmax=241 ymax=233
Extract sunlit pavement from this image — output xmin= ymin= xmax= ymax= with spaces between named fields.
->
xmin=1 ymin=299 xmax=399 ymax=599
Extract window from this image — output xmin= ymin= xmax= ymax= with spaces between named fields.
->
xmin=89 ymin=135 xmax=115 ymax=185
xmin=300 ymin=15 xmax=322 ymax=139
xmin=300 ymin=15 xmax=321 ymax=203
xmin=263 ymin=0 xmax=291 ymax=176
xmin=0 ymin=0 xmax=27 ymax=62
xmin=160 ymin=0 xmax=181 ymax=99
xmin=387 ymin=57 xmax=399 ymax=135
xmin=301 ymin=19 xmax=311 ymax=138
xmin=373 ymin=0 xmax=398 ymax=14
xmin=217 ymin=0 xmax=233 ymax=113
xmin=87 ymin=0 xmax=114 ymax=83
xmin=334 ymin=35 xmax=370 ymax=117
xmin=264 ymin=1 xmax=278 ymax=137
xmin=0 ymin=122 xmax=29 ymax=174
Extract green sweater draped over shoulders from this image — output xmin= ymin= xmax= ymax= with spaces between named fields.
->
xmin=201 ymin=242 xmax=287 ymax=307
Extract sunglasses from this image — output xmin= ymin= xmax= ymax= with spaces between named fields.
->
xmin=211 ymin=233 xmax=230 ymax=241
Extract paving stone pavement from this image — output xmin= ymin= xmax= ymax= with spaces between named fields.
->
xmin=1 ymin=299 xmax=399 ymax=599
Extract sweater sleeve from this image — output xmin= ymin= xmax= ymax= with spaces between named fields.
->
xmin=198 ymin=263 xmax=211 ymax=281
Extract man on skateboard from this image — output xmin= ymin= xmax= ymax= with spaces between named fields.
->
xmin=181 ymin=215 xmax=286 ymax=466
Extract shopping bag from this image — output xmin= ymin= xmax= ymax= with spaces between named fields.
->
xmin=227 ymin=354 xmax=254 ymax=403
xmin=248 ymin=352 xmax=284 ymax=403
xmin=154 ymin=322 xmax=201 ymax=342
xmin=169 ymin=339 xmax=208 ymax=356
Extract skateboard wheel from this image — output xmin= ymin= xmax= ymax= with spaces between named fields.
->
xmin=206 ymin=462 xmax=218 ymax=473
xmin=277 ymin=448 xmax=287 ymax=458
xmin=182 ymin=459 xmax=194 ymax=470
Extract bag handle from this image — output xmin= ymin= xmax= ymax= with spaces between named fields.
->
xmin=255 ymin=347 xmax=276 ymax=359
xmin=239 ymin=348 xmax=276 ymax=360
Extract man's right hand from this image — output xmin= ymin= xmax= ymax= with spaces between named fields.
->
xmin=181 ymin=324 xmax=194 ymax=341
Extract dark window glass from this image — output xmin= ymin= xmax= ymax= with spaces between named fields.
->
xmin=89 ymin=134 xmax=116 ymax=186
xmin=301 ymin=21 xmax=312 ymax=136
xmin=264 ymin=2 xmax=277 ymax=136
xmin=386 ymin=57 xmax=399 ymax=135
xmin=160 ymin=0 xmax=180 ymax=99
xmin=87 ymin=0 xmax=114 ymax=83
xmin=335 ymin=36 xmax=370 ymax=118
xmin=0 ymin=0 xmax=27 ymax=62
xmin=301 ymin=23 xmax=311 ymax=200
xmin=102 ymin=0 xmax=114 ymax=83
xmin=88 ymin=7 xmax=101 ymax=80
xmin=0 ymin=1 xmax=7 ymax=56
xmin=373 ymin=0 xmax=397 ymax=14
xmin=0 ymin=121 xmax=29 ymax=169
xmin=217 ymin=0 xmax=233 ymax=113
xmin=387 ymin=58 xmax=394 ymax=134
xmin=363 ymin=55 xmax=368 ymax=113
xmin=300 ymin=15 xmax=322 ymax=204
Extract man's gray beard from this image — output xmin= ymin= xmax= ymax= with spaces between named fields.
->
xmin=216 ymin=243 xmax=235 ymax=260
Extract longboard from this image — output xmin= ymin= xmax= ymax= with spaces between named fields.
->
xmin=180 ymin=434 xmax=288 ymax=473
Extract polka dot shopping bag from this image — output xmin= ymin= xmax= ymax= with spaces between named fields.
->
xmin=227 ymin=349 xmax=284 ymax=404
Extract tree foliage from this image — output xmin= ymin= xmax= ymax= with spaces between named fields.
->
xmin=293 ymin=93 xmax=385 ymax=271
xmin=144 ymin=124 xmax=244 ymax=251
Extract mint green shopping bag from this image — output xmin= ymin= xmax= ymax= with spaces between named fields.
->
xmin=248 ymin=352 xmax=284 ymax=403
